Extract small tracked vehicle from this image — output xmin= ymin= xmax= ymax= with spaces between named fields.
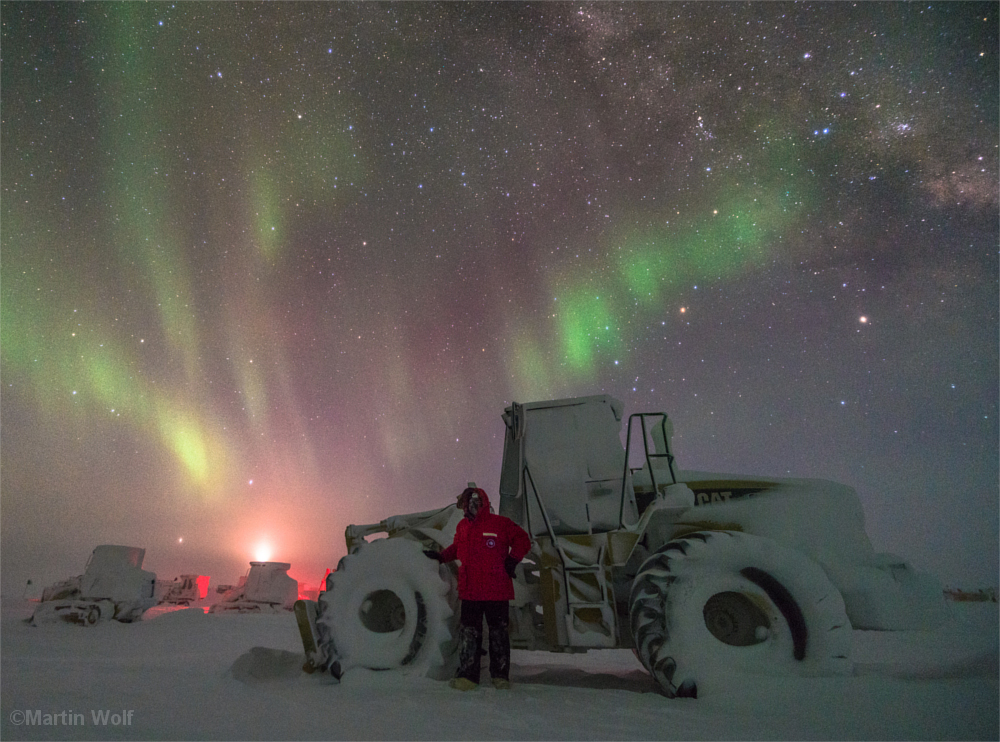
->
xmin=210 ymin=561 xmax=298 ymax=614
xmin=31 ymin=545 xmax=157 ymax=626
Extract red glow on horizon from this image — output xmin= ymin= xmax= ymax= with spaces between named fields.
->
xmin=221 ymin=490 xmax=349 ymax=592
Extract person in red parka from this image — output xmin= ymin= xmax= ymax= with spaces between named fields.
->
xmin=426 ymin=486 xmax=531 ymax=690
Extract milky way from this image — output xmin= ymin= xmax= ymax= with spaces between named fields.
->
xmin=2 ymin=2 xmax=997 ymax=589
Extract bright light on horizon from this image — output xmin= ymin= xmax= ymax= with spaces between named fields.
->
xmin=254 ymin=541 xmax=273 ymax=562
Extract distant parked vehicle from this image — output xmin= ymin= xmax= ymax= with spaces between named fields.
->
xmin=32 ymin=545 xmax=157 ymax=626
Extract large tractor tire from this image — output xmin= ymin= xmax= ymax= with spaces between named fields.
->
xmin=316 ymin=537 xmax=458 ymax=680
xmin=629 ymin=531 xmax=852 ymax=698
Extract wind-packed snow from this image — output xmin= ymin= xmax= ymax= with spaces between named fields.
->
xmin=1 ymin=597 xmax=996 ymax=740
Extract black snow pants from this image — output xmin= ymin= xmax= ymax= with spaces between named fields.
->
xmin=455 ymin=599 xmax=510 ymax=684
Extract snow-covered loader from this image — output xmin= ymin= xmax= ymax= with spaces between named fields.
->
xmin=295 ymin=395 xmax=947 ymax=697
xmin=209 ymin=561 xmax=298 ymax=614
xmin=31 ymin=545 xmax=157 ymax=626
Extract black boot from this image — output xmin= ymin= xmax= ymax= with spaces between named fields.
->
xmin=488 ymin=624 xmax=511 ymax=684
xmin=455 ymin=624 xmax=482 ymax=685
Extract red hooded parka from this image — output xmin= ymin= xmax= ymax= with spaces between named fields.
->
xmin=439 ymin=489 xmax=531 ymax=601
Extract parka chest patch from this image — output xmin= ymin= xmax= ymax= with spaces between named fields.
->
xmin=483 ymin=532 xmax=498 ymax=548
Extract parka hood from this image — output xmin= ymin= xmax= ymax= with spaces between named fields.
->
xmin=471 ymin=487 xmax=491 ymax=512
xmin=459 ymin=487 xmax=491 ymax=519
xmin=476 ymin=487 xmax=491 ymax=520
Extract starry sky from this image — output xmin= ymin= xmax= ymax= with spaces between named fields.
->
xmin=2 ymin=2 xmax=997 ymax=592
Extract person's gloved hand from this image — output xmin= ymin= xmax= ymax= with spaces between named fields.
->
xmin=504 ymin=556 xmax=519 ymax=579
xmin=423 ymin=550 xmax=442 ymax=562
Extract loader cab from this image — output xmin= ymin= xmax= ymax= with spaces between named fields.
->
xmin=498 ymin=395 xmax=676 ymax=537
xmin=497 ymin=395 xmax=680 ymax=650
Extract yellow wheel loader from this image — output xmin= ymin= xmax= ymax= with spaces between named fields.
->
xmin=295 ymin=395 xmax=947 ymax=697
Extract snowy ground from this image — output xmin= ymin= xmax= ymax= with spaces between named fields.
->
xmin=1 ymin=597 xmax=996 ymax=741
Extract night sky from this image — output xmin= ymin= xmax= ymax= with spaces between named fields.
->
xmin=2 ymin=2 xmax=997 ymax=592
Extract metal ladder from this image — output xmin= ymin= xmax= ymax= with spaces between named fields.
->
xmin=557 ymin=541 xmax=617 ymax=647
xmin=521 ymin=465 xmax=618 ymax=647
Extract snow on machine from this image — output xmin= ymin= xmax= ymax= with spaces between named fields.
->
xmin=295 ymin=395 xmax=948 ymax=697
xmin=31 ymin=545 xmax=157 ymax=626
xmin=156 ymin=574 xmax=210 ymax=606
xmin=209 ymin=561 xmax=298 ymax=614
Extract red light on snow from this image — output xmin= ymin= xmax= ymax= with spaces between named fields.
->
xmin=195 ymin=575 xmax=211 ymax=600
xmin=295 ymin=568 xmax=333 ymax=602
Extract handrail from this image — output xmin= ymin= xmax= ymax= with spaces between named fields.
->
xmin=619 ymin=412 xmax=677 ymax=527
xmin=521 ymin=464 xmax=572 ymax=616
